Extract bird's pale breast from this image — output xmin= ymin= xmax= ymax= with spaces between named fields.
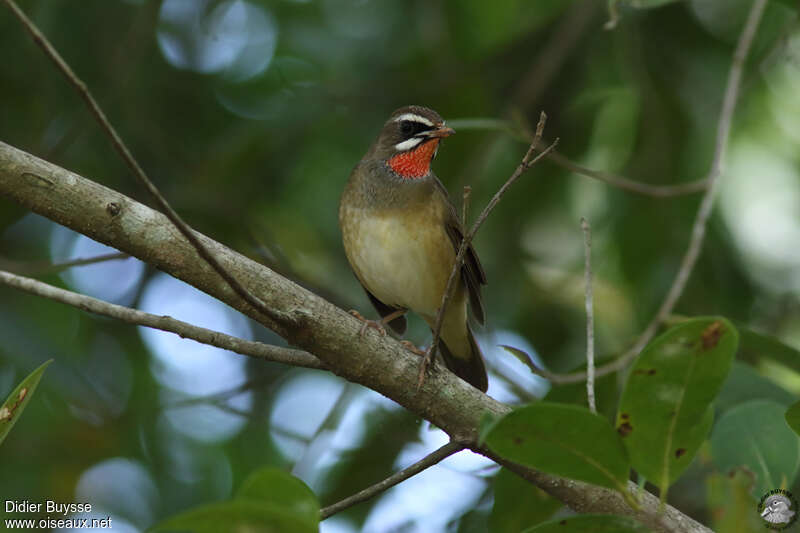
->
xmin=341 ymin=202 xmax=455 ymax=318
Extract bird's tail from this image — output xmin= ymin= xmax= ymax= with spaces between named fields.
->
xmin=439 ymin=324 xmax=488 ymax=392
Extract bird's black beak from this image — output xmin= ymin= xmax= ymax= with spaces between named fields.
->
xmin=426 ymin=125 xmax=456 ymax=139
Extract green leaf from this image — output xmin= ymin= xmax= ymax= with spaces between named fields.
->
xmin=486 ymin=402 xmax=630 ymax=493
xmin=236 ymin=468 xmax=319 ymax=524
xmin=628 ymin=0 xmax=680 ymax=7
xmin=446 ymin=0 xmax=566 ymax=59
xmin=149 ymin=501 xmax=317 ymax=533
xmin=500 ymin=345 xmax=545 ymax=377
xmin=616 ymin=317 xmax=737 ymax=500
xmin=545 ymin=361 xmax=619 ymax=422
xmin=786 ymin=401 xmax=800 ymax=437
xmin=711 ymin=399 xmax=800 ymax=497
xmin=706 ymin=470 xmax=762 ymax=533
xmin=489 ymin=468 xmax=561 ymax=532
xmin=521 ymin=513 xmax=650 ymax=533
xmin=716 ymin=361 xmax=796 ymax=413
xmin=737 ymin=325 xmax=800 ymax=374
xmin=586 ymin=87 xmax=641 ymax=172
xmin=606 ymin=0 xmax=681 ymax=28
xmin=0 ymin=359 xmax=52 ymax=447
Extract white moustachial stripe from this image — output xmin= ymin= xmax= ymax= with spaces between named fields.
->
xmin=393 ymin=137 xmax=424 ymax=152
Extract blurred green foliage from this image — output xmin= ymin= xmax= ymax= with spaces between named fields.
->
xmin=2 ymin=0 xmax=800 ymax=531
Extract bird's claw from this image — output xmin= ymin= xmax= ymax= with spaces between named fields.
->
xmin=400 ymin=340 xmax=426 ymax=357
xmin=416 ymin=346 xmax=436 ymax=390
xmin=348 ymin=310 xmax=387 ymax=337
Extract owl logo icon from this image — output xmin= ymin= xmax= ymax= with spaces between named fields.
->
xmin=759 ymin=489 xmax=798 ymax=530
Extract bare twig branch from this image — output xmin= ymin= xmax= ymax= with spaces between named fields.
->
xmin=419 ymin=112 xmax=558 ymax=388
xmin=543 ymin=150 xmax=709 ymax=198
xmin=164 ymin=375 xmax=276 ymax=411
xmin=0 ymin=269 xmax=324 ymax=370
xmin=0 ymin=251 xmax=129 ymax=275
xmin=2 ymin=0 xmax=289 ymax=330
xmin=320 ymin=440 xmax=465 ymax=520
xmin=448 ymin=119 xmax=708 ymax=198
xmin=545 ymin=0 xmax=768 ymax=385
xmin=462 ymin=185 xmax=471 ymax=227
xmin=581 ymin=218 xmax=596 ymax=414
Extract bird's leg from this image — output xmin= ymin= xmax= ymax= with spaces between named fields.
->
xmin=348 ymin=308 xmax=407 ymax=337
xmin=400 ymin=340 xmax=425 ymax=356
xmin=416 ymin=347 xmax=436 ymax=390
xmin=349 ymin=310 xmax=387 ymax=336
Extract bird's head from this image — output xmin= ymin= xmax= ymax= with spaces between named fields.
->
xmin=370 ymin=105 xmax=455 ymax=179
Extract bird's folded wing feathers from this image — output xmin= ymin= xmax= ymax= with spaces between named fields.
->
xmin=433 ymin=178 xmax=487 ymax=324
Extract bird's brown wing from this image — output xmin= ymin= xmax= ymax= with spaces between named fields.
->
xmin=433 ymin=178 xmax=487 ymax=324
xmin=362 ymin=285 xmax=407 ymax=334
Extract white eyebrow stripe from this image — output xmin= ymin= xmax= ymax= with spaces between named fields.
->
xmin=393 ymin=113 xmax=434 ymax=127
xmin=394 ymin=137 xmax=424 ymax=151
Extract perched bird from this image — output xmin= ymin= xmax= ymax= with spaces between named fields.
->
xmin=339 ymin=105 xmax=488 ymax=392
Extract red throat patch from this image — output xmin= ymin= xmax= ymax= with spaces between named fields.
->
xmin=388 ymin=139 xmax=440 ymax=179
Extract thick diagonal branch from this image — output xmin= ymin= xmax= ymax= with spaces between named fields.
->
xmin=0 ymin=141 xmax=709 ymax=532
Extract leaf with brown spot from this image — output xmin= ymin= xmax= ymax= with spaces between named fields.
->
xmin=0 ymin=360 xmax=52 ymax=447
xmin=617 ymin=317 xmax=736 ymax=503
xmin=487 ymin=403 xmax=630 ymax=494
xmin=617 ymin=422 xmax=633 ymax=437
xmin=701 ymin=321 xmax=724 ymax=350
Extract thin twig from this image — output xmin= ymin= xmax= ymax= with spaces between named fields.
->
xmin=419 ymin=112 xmax=558 ymax=388
xmin=2 ymin=0 xmax=288 ymax=328
xmin=164 ymin=375 xmax=276 ymax=410
xmin=462 ymin=185 xmax=471 ymax=227
xmin=0 ymin=269 xmax=324 ymax=369
xmin=544 ymin=150 xmax=709 ymax=198
xmin=544 ymin=0 xmax=768 ymax=385
xmin=0 ymin=251 xmax=129 ymax=275
xmin=319 ymin=440 xmax=465 ymax=520
xmin=581 ymin=218 xmax=596 ymax=413
xmin=448 ymin=119 xmax=708 ymax=198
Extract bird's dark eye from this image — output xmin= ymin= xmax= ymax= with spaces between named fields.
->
xmin=399 ymin=120 xmax=429 ymax=138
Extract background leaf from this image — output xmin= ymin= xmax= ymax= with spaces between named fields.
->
xmin=786 ymin=401 xmax=800 ymax=437
xmin=616 ymin=318 xmax=737 ymax=498
xmin=489 ymin=467 xmax=561 ymax=532
xmin=705 ymin=469 xmax=762 ymax=533
xmin=0 ymin=359 xmax=51 ymax=447
xmin=149 ymin=500 xmax=317 ymax=533
xmin=236 ymin=467 xmax=319 ymax=524
xmin=544 ymin=361 xmax=619 ymax=422
xmin=737 ymin=325 xmax=800 ymax=375
xmin=521 ymin=513 xmax=650 ymax=533
xmin=711 ymin=399 xmax=800 ymax=497
xmin=715 ymin=361 xmax=795 ymax=413
xmin=487 ymin=403 xmax=630 ymax=493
